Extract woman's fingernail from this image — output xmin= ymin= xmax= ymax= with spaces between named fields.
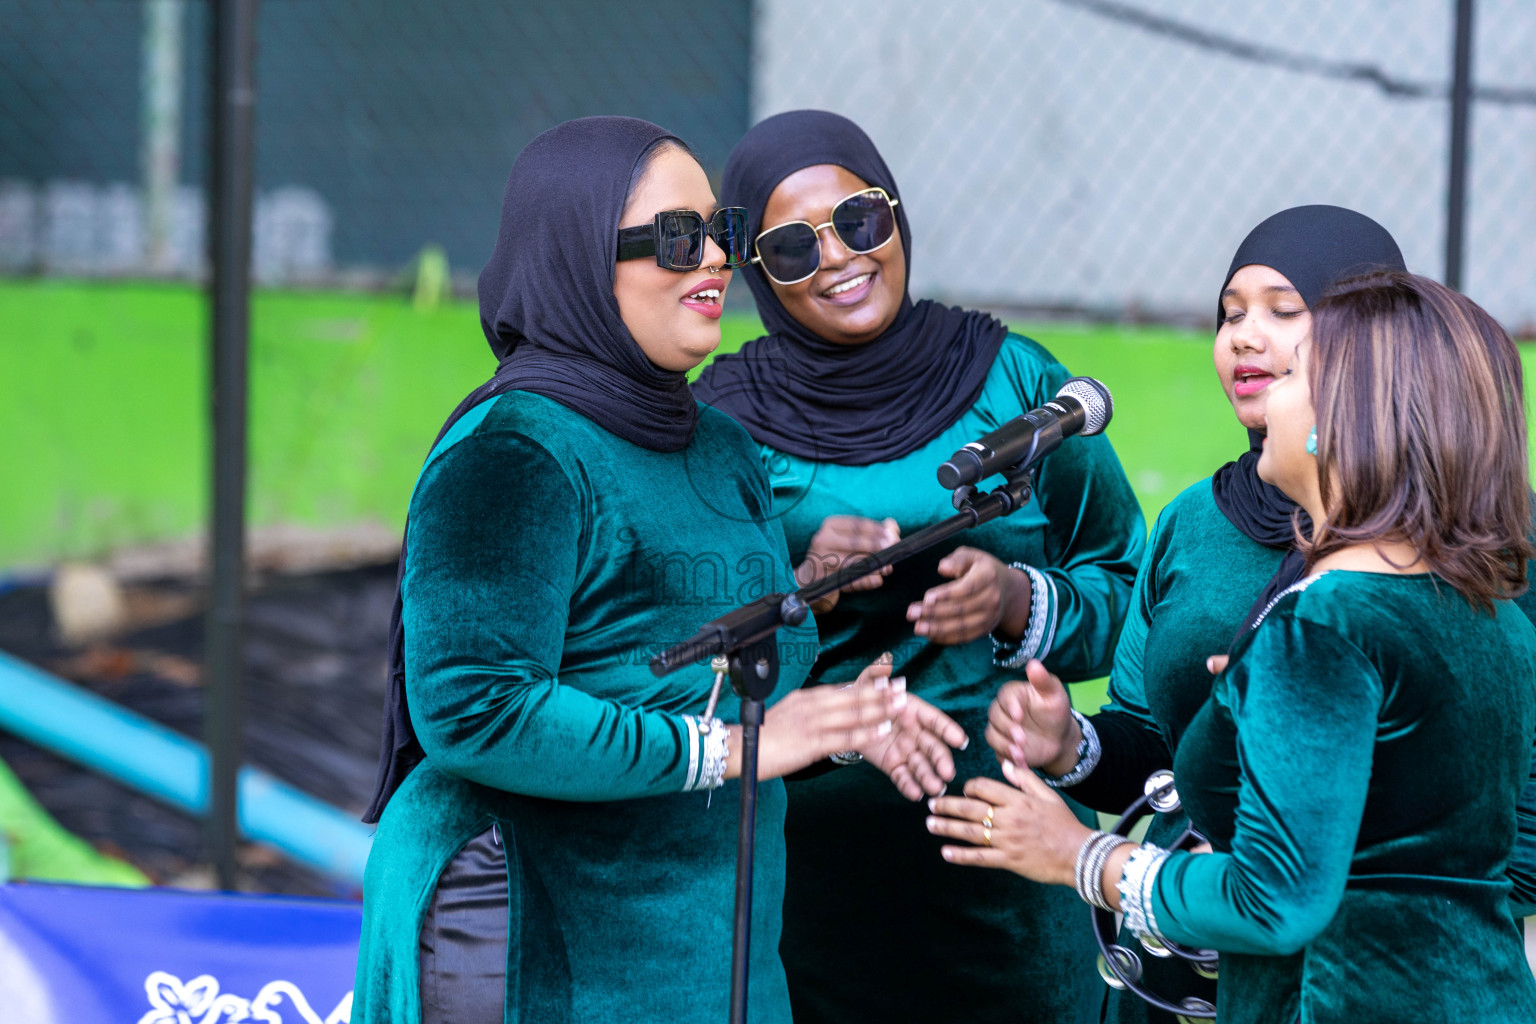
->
xmin=875 ymin=675 xmax=889 ymax=690
xmin=942 ymin=847 xmax=955 ymax=861
xmin=960 ymin=734 xmax=971 ymax=750
xmin=927 ymin=798 xmax=938 ymax=812
xmin=1206 ymin=657 xmax=1215 ymax=672
xmin=892 ymin=676 xmax=906 ymax=692
xmin=914 ymin=623 xmax=928 ymax=636
xmin=893 ymin=690 xmax=909 ymax=711
xmin=878 ymin=719 xmax=893 ymax=736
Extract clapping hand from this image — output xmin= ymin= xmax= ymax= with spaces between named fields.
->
xmin=924 ymin=760 xmax=1091 ymax=884
xmin=984 ymin=659 xmax=1082 ymax=777
xmin=796 ymin=516 xmax=900 ymax=591
xmin=751 ymin=661 xmax=895 ymax=782
xmin=907 ymin=547 xmax=1031 ymax=645
xmin=844 ymin=656 xmax=969 ymax=799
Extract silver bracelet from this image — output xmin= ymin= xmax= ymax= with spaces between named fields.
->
xmin=1117 ymin=843 xmax=1172 ymax=946
xmin=829 ymin=681 xmax=864 ymax=765
xmin=682 ymin=716 xmax=729 ymax=792
xmin=1074 ymin=830 xmax=1130 ymax=911
xmin=992 ymin=563 xmax=1059 ymax=669
xmin=698 ymin=718 xmax=728 ymax=790
xmin=1041 ymin=709 xmax=1101 ymax=789
xmin=1073 ymin=831 xmax=1104 ymax=907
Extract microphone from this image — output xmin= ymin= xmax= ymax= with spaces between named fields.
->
xmin=936 ymin=377 xmax=1113 ymax=489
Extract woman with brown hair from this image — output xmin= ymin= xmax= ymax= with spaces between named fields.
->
xmin=930 ymin=272 xmax=1536 ymax=1022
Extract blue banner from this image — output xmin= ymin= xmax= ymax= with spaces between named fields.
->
xmin=0 ymin=882 xmax=360 ymax=1024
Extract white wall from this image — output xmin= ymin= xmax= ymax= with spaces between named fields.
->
xmin=753 ymin=0 xmax=1536 ymax=328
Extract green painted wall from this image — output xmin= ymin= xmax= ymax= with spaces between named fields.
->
xmin=1 ymin=278 xmax=1250 ymax=571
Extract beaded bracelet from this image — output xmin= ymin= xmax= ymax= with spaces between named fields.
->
xmin=698 ymin=718 xmax=729 ymax=790
xmin=1117 ymin=843 xmax=1172 ymax=945
xmin=1041 ymin=709 xmax=1102 ymax=789
xmin=682 ymin=715 xmax=729 ymax=792
xmin=992 ymin=563 xmax=1059 ymax=669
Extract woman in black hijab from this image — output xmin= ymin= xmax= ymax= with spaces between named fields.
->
xmin=694 ymin=109 xmax=1146 ymax=1024
xmin=352 ymin=116 xmax=964 ymax=1024
xmin=969 ymin=205 xmax=1409 ymax=1023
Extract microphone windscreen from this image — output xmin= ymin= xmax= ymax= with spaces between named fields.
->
xmin=1056 ymin=377 xmax=1112 ymax=435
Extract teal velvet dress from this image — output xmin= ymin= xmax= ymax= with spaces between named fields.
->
xmin=1154 ymin=571 xmax=1536 ymax=1023
xmin=353 ymin=392 xmax=818 ymax=1023
xmin=1067 ymin=477 xmax=1287 ymax=1023
xmin=1071 ymin=479 xmax=1536 ymax=1022
xmin=765 ymin=333 xmax=1146 ymax=1023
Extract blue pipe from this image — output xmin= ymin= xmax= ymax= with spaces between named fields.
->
xmin=0 ymin=649 xmax=371 ymax=886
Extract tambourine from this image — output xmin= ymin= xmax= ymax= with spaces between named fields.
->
xmin=1092 ymin=769 xmax=1217 ymax=1022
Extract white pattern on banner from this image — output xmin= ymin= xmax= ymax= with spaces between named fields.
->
xmin=136 ymin=971 xmax=353 ymax=1024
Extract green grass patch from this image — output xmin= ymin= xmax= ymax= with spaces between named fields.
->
xmin=0 ymin=755 xmax=148 ymax=886
xmin=6 ymin=278 xmax=1534 ymax=575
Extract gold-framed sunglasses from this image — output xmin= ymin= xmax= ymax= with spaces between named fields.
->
xmin=751 ymin=187 xmax=900 ymax=286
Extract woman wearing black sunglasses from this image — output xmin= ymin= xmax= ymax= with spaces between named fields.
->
xmin=353 ymin=117 xmax=965 ymax=1024
xmin=693 ymin=109 xmax=1146 ymax=1024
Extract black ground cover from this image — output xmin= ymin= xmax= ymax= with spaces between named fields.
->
xmin=0 ymin=563 xmax=395 ymax=897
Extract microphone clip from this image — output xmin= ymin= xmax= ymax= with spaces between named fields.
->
xmin=952 ymin=461 xmax=1036 ymax=517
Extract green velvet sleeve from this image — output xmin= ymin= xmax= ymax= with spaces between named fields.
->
xmin=402 ymin=430 xmax=692 ymax=801
xmin=1151 ymin=617 xmax=1380 ymax=955
xmin=1062 ymin=517 xmax=1175 ymax=812
xmin=1512 ymin=748 xmax=1536 ymax=918
xmin=1100 ymin=510 xmax=1159 ymax=729
xmin=1509 ymin=566 xmax=1536 ymax=918
xmin=1028 ymin=407 xmax=1144 ymax=680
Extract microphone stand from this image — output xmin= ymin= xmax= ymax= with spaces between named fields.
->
xmin=651 ymin=461 xmax=1041 ymax=1024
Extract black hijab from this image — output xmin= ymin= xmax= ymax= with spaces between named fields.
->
xmin=475 ymin=116 xmax=701 ymax=451
xmin=365 ymin=117 xmax=697 ymax=822
xmin=1212 ymin=205 xmax=1406 ymax=638
xmin=691 ymin=110 xmax=1007 ymax=465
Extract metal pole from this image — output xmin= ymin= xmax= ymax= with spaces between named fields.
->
xmin=140 ymin=0 xmax=185 ymax=273
xmin=205 ymin=0 xmax=258 ymax=891
xmin=1444 ymin=0 xmax=1475 ymax=291
xmin=729 ymin=698 xmax=763 ymax=1024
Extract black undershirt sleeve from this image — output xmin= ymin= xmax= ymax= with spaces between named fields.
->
xmin=1057 ymin=707 xmax=1174 ymax=815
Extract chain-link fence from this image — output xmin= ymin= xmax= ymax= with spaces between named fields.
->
xmin=758 ymin=0 xmax=1536 ymax=331
xmin=1 ymin=0 xmax=1533 ymax=327
xmin=0 ymin=0 xmax=751 ymax=289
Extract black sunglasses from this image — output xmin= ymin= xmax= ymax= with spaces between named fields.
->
xmin=616 ymin=207 xmax=751 ymax=271
xmin=752 ymin=188 xmax=900 ymax=286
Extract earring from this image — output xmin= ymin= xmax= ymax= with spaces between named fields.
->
xmin=1306 ymin=427 xmax=1318 ymax=456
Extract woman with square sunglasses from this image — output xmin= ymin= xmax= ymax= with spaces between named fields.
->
xmin=693 ymin=109 xmax=1146 ymax=1023
xmin=353 ymin=117 xmax=966 ymax=1024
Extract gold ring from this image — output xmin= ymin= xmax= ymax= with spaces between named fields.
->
xmin=982 ymin=805 xmax=994 ymax=830
xmin=982 ymin=827 xmax=993 ymax=847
